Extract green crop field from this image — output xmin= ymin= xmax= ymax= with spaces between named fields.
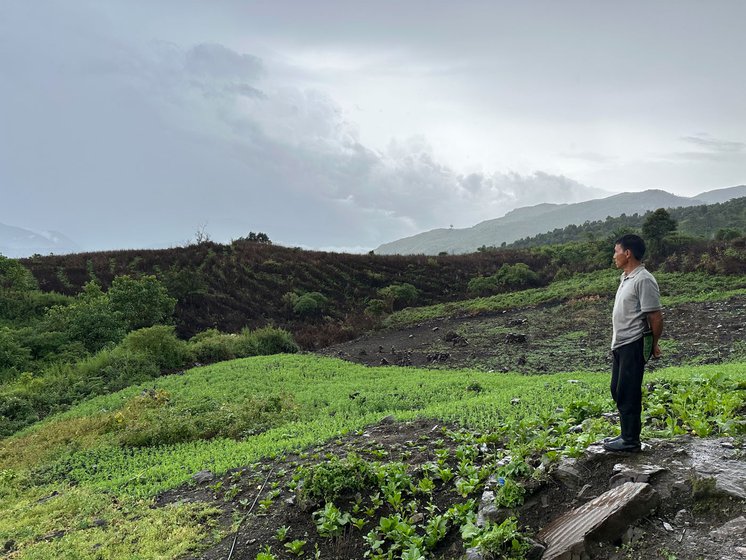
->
xmin=1 ymin=354 xmax=745 ymax=559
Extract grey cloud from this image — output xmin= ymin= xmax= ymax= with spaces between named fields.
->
xmin=680 ymin=135 xmax=745 ymax=153
xmin=185 ymin=43 xmax=264 ymax=81
xmin=0 ymin=6 xmax=607 ymax=253
xmin=560 ymin=152 xmax=619 ymax=164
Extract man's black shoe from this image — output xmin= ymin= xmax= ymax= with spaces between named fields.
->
xmin=603 ymin=434 xmax=622 ymax=443
xmin=603 ymin=438 xmax=641 ymax=453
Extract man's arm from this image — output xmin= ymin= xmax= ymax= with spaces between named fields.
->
xmin=647 ymin=310 xmax=663 ymax=358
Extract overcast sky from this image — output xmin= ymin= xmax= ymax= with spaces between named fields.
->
xmin=2 ymin=1 xmax=745 ymax=253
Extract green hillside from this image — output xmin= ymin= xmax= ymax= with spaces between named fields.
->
xmin=1 ymin=354 xmax=744 ymax=559
xmin=508 ymin=196 xmax=746 ymax=248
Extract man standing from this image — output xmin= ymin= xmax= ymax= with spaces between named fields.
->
xmin=604 ymin=234 xmax=663 ymax=453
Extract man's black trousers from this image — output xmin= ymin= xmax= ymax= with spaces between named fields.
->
xmin=611 ymin=337 xmax=645 ymax=443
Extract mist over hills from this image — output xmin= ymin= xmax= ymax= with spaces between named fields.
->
xmin=375 ymin=185 xmax=746 ymax=255
xmin=0 ymin=223 xmax=80 ymax=258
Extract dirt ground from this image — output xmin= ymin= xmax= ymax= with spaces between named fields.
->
xmin=163 ymin=419 xmax=745 ymax=560
xmin=319 ymin=296 xmax=746 ymax=374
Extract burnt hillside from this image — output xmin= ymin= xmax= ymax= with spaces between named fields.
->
xmin=20 ymin=241 xmax=555 ymax=348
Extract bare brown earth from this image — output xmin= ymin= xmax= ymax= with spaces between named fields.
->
xmin=319 ymin=296 xmax=746 ymax=374
xmin=159 ymin=296 xmax=746 ymax=560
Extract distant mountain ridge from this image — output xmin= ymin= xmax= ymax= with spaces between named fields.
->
xmin=0 ymin=223 xmax=80 ymax=258
xmin=375 ymin=185 xmax=746 ymax=255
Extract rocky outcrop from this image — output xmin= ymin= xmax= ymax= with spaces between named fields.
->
xmin=538 ymin=482 xmax=660 ymax=560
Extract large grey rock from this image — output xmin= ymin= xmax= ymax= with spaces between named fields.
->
xmin=690 ymin=439 xmax=746 ymax=500
xmin=710 ymin=516 xmax=746 ymax=541
xmin=537 ymin=482 xmax=660 ymax=560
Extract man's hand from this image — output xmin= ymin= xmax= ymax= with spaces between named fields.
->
xmin=647 ymin=310 xmax=663 ymax=360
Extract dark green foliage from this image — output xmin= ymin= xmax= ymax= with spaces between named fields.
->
xmin=365 ymin=298 xmax=387 ymax=317
xmin=75 ymin=347 xmax=162 ymax=393
xmin=0 ymin=395 xmax=39 ymax=435
xmin=0 ymin=255 xmax=38 ymax=292
xmin=643 ymin=208 xmax=678 ymax=256
xmin=252 ymin=326 xmax=299 ymax=355
xmin=122 ymin=326 xmax=191 ymax=370
xmin=107 ymin=275 xmax=176 ymax=331
xmin=467 ymin=275 xmax=500 ymax=296
xmin=298 ymin=453 xmax=375 ymax=504
xmin=468 ymin=263 xmax=540 ymax=295
xmin=0 ymin=328 xmax=32 ymax=381
xmin=189 ymin=329 xmax=238 ymax=363
xmin=292 ymin=292 xmax=329 ymax=317
xmin=715 ymin=228 xmax=742 ymax=241
xmin=44 ymin=294 xmax=127 ymax=353
xmin=378 ymin=283 xmax=419 ymax=311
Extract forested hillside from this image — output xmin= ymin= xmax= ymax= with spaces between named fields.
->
xmin=507 ymin=196 xmax=746 ymax=248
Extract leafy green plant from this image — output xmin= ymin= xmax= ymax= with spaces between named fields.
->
xmin=283 ymin=539 xmax=307 ymax=556
xmin=313 ymin=502 xmax=351 ymax=537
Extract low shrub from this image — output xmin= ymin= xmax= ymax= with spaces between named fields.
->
xmin=292 ymin=292 xmax=328 ymax=318
xmin=252 ymin=326 xmax=299 ymax=355
xmin=122 ymin=326 xmax=191 ymax=370
xmin=189 ymin=330 xmax=237 ymax=363
xmin=297 ymin=453 xmax=375 ymax=504
xmin=73 ymin=347 xmax=161 ymax=394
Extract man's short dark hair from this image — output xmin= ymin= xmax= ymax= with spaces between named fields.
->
xmin=615 ymin=234 xmax=646 ymax=261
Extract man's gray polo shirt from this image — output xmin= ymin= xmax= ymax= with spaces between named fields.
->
xmin=611 ymin=264 xmax=661 ymax=350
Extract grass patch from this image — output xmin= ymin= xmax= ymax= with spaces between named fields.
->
xmin=385 ymin=270 xmax=746 ymax=327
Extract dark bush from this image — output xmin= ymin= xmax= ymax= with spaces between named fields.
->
xmin=0 ymin=328 xmax=32 ymax=381
xmin=252 ymin=326 xmax=299 ymax=355
xmin=0 ymin=395 xmax=39 ymax=437
xmin=121 ymin=326 xmax=191 ymax=370
xmin=107 ymin=275 xmax=177 ymax=330
xmin=189 ymin=330 xmax=237 ymax=363
xmin=378 ymin=283 xmax=419 ymax=311
xmin=292 ymin=292 xmax=329 ymax=317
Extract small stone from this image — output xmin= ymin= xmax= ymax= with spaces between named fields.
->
xmin=554 ymin=458 xmax=584 ymax=489
xmin=432 ymin=326 xmax=439 ymax=331
xmin=511 ymin=398 xmax=521 ymax=405
xmin=380 ymin=358 xmax=389 ymax=365
xmin=192 ymin=470 xmax=214 ymax=484
xmin=380 ymin=415 xmax=396 ymax=424
xmin=735 ymin=547 xmax=746 ymax=557
xmin=410 ymin=513 xmax=424 ymax=524
xmin=673 ymin=509 xmax=689 ymax=526
xmin=284 ymin=497 xmax=295 ymax=506
xmin=408 ymin=334 xmax=414 ymax=338
xmin=463 ymin=546 xmax=485 ymax=560
xmin=662 ymin=521 xmax=673 ymax=531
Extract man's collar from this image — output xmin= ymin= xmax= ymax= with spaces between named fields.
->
xmin=624 ymin=264 xmax=645 ymax=279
